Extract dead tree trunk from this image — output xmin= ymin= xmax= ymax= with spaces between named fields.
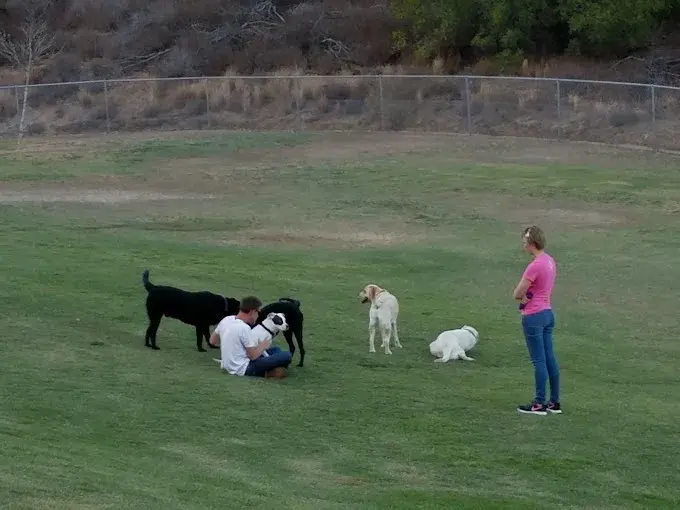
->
xmin=18 ymin=52 xmax=33 ymax=144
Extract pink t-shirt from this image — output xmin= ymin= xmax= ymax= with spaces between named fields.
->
xmin=520 ymin=252 xmax=556 ymax=315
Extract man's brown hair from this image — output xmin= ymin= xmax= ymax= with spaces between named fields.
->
xmin=523 ymin=225 xmax=546 ymax=250
xmin=239 ymin=296 xmax=262 ymax=313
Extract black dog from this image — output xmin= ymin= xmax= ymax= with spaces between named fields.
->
xmin=141 ymin=269 xmax=240 ymax=352
xmin=256 ymin=297 xmax=306 ymax=367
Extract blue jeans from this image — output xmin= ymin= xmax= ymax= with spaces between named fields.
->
xmin=244 ymin=346 xmax=292 ymax=377
xmin=521 ymin=309 xmax=560 ymax=404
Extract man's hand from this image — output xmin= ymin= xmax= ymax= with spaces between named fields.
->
xmin=208 ymin=332 xmax=220 ymax=347
xmin=246 ymin=339 xmax=270 ymax=360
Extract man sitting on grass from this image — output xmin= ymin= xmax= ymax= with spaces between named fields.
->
xmin=209 ymin=295 xmax=291 ymax=379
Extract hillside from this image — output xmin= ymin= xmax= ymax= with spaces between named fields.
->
xmin=1 ymin=0 xmax=679 ymax=84
xmin=1 ymin=0 xmax=679 ymax=150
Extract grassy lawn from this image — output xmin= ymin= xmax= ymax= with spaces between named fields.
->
xmin=1 ymin=131 xmax=678 ymax=509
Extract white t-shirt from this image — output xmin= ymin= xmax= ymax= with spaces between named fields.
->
xmin=215 ymin=316 xmax=257 ymax=376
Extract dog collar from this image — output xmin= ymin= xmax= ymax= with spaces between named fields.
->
xmin=260 ymin=323 xmax=278 ymax=337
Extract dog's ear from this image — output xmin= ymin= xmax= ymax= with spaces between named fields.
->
xmin=369 ymin=284 xmax=383 ymax=300
xmin=272 ymin=315 xmax=283 ymax=326
xmin=367 ymin=285 xmax=376 ymax=300
xmin=266 ymin=312 xmax=276 ymax=320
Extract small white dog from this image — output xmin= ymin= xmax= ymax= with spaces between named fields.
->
xmin=358 ymin=284 xmax=401 ymax=354
xmin=429 ymin=325 xmax=479 ymax=363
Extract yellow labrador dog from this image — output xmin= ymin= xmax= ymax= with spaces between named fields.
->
xmin=358 ymin=284 xmax=401 ymax=354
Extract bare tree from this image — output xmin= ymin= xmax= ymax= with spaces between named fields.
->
xmin=192 ymin=0 xmax=286 ymax=46
xmin=0 ymin=1 xmax=58 ymax=144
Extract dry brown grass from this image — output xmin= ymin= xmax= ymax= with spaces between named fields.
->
xmin=1 ymin=63 xmax=679 ymax=150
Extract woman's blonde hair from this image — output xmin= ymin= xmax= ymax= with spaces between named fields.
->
xmin=523 ymin=225 xmax=546 ymax=250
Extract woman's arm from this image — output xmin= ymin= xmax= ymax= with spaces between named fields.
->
xmin=513 ymin=278 xmax=532 ymax=301
xmin=515 ymin=259 xmax=538 ymax=301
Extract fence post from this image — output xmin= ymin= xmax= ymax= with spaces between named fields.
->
xmin=556 ymin=79 xmax=561 ymax=138
xmin=650 ymin=84 xmax=656 ymax=123
xmin=103 ymin=80 xmax=111 ymax=133
xmin=204 ymin=78 xmax=211 ymax=129
xmin=464 ymin=77 xmax=471 ymax=134
xmin=378 ymin=75 xmax=384 ymax=130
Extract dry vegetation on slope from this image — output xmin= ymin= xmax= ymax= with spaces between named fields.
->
xmin=0 ymin=0 xmax=679 ymax=148
xmin=2 ymin=68 xmax=679 ymax=150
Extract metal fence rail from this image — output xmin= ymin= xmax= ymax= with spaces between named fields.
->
xmin=0 ymin=74 xmax=678 ymax=150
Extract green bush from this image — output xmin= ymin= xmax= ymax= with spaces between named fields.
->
xmin=389 ymin=0 xmax=677 ymax=60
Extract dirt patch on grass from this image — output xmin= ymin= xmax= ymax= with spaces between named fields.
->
xmin=154 ymin=131 xmax=459 ymax=172
xmin=10 ymin=129 xmax=679 ymax=167
xmin=0 ymin=189 xmax=214 ymax=203
xmin=500 ymin=205 xmax=627 ymax=228
xmin=4 ymin=129 xmax=447 ymax=162
xmin=1 ymin=132 xmax=670 ymax=238
xmin=457 ymin=192 xmax=638 ymax=230
xmin=153 ymin=131 xmax=680 ymax=171
xmin=284 ymin=457 xmax=367 ymax=487
xmin=4 ymin=131 xmax=680 ymax=198
xmin=218 ymin=226 xmax=424 ymax=249
xmin=0 ymin=129 xmax=233 ymax=156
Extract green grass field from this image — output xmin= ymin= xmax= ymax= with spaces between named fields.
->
xmin=1 ymin=130 xmax=679 ymax=509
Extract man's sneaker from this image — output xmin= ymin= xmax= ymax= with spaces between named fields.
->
xmin=265 ymin=367 xmax=286 ymax=379
xmin=546 ymin=402 xmax=562 ymax=414
xmin=517 ymin=403 xmax=547 ymax=415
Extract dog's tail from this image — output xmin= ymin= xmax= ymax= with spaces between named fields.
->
xmin=142 ymin=269 xmax=154 ymax=292
xmin=279 ymin=297 xmax=300 ymax=308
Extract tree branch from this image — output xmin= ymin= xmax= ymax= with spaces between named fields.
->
xmin=321 ymin=37 xmax=351 ymax=61
xmin=612 ymin=55 xmax=680 ymax=85
xmin=0 ymin=18 xmax=57 ymax=68
xmin=192 ymin=0 xmax=286 ymax=45
xmin=117 ymin=48 xmax=173 ymax=71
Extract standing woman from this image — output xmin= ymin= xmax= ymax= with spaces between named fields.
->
xmin=512 ymin=225 xmax=561 ymax=415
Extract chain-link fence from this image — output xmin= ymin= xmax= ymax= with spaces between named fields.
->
xmin=1 ymin=74 xmax=679 ymax=149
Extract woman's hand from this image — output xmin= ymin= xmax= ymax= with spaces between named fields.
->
xmin=518 ymin=291 xmax=533 ymax=310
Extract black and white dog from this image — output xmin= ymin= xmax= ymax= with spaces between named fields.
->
xmin=213 ymin=312 xmax=290 ymax=367
xmin=141 ymin=269 xmax=240 ymax=351
xmin=256 ymin=298 xmax=306 ymax=367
